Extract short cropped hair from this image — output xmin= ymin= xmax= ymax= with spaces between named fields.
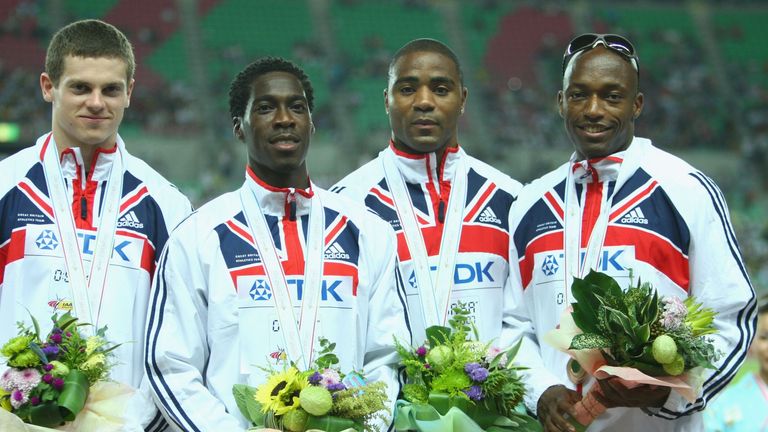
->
xmin=388 ymin=38 xmax=464 ymax=86
xmin=45 ymin=19 xmax=135 ymax=86
xmin=228 ymin=56 xmax=314 ymax=120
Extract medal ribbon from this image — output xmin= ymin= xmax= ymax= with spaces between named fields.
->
xmin=239 ymin=183 xmax=324 ymax=371
xmin=381 ymin=148 xmax=467 ymax=328
xmin=41 ymin=133 xmax=124 ymax=333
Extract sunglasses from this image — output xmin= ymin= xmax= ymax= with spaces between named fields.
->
xmin=562 ymin=33 xmax=639 ymax=76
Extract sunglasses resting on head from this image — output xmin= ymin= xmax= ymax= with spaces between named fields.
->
xmin=562 ymin=33 xmax=640 ymax=77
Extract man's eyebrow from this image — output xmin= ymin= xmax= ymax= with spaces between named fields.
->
xmin=393 ymin=75 xmax=456 ymax=86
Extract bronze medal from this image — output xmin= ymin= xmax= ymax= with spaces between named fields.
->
xmin=567 ymin=358 xmax=587 ymax=385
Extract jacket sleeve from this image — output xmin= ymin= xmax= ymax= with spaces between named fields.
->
xmin=144 ymin=227 xmax=244 ymax=431
xmin=646 ymin=172 xmax=757 ymax=419
xmin=360 ymin=222 xmax=411 ymax=429
xmin=500 ymin=236 xmax=566 ymax=414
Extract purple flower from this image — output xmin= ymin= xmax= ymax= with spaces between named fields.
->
xmin=469 ymin=367 xmax=489 ymax=383
xmin=12 ymin=390 xmax=23 ymax=401
xmin=464 ymin=362 xmax=481 ymax=374
xmin=30 ymin=396 xmax=41 ymax=406
xmin=43 ymin=374 xmax=53 ymax=384
xmin=43 ymin=363 xmax=54 ymax=372
xmin=327 ymin=382 xmax=346 ymax=391
xmin=49 ymin=333 xmax=62 ymax=344
xmin=309 ymin=372 xmax=322 ymax=385
xmin=424 ymin=363 xmax=431 ymax=370
xmin=463 ymin=385 xmax=484 ymax=401
xmin=42 ymin=344 xmax=60 ymax=357
xmin=320 ymin=368 xmax=341 ymax=387
xmin=52 ymin=378 xmax=65 ymax=391
xmin=416 ymin=346 xmax=427 ymax=357
xmin=65 ymin=332 xmax=72 ymax=338
xmin=10 ymin=389 xmax=28 ymax=409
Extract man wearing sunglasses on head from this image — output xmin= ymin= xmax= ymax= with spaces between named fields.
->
xmin=504 ymin=34 xmax=756 ymax=431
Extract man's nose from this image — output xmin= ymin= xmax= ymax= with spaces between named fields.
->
xmin=413 ymin=87 xmax=435 ymax=112
xmin=584 ymin=95 xmax=603 ymax=119
xmin=85 ymin=91 xmax=105 ymax=110
xmin=273 ymin=106 xmax=296 ymax=128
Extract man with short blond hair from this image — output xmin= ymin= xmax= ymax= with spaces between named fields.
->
xmin=0 ymin=19 xmax=191 ymax=431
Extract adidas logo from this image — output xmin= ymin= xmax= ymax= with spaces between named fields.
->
xmin=117 ymin=210 xmax=144 ymax=229
xmin=477 ymin=207 xmax=502 ymax=224
xmin=620 ymin=207 xmax=648 ymax=225
xmin=325 ymin=242 xmax=350 ymax=260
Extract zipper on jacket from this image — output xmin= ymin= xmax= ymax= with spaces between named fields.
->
xmin=437 ymin=200 xmax=445 ymax=223
xmin=287 ymin=189 xmax=297 ymax=221
xmin=80 ymin=196 xmax=87 ymax=220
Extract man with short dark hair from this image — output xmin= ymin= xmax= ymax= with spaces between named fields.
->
xmin=332 ymin=38 xmax=522 ymax=345
xmin=506 ymin=34 xmax=757 ymax=431
xmin=146 ymin=57 xmax=408 ymax=431
xmin=0 ymin=19 xmax=191 ymax=431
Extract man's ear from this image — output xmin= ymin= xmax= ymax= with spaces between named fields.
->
xmin=557 ymin=90 xmax=565 ymax=119
xmin=40 ymin=73 xmax=54 ymax=103
xmin=233 ymin=117 xmax=245 ymax=141
xmin=460 ymin=87 xmax=468 ymax=114
xmin=125 ymin=78 xmax=135 ymax=108
xmin=384 ymin=88 xmax=389 ymax=115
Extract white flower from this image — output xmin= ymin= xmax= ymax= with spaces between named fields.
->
xmin=661 ymin=296 xmax=687 ymax=330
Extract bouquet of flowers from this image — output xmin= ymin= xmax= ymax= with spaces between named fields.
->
xmin=393 ymin=305 xmax=540 ymax=431
xmin=544 ymin=270 xmax=720 ymax=429
xmin=233 ymin=338 xmax=390 ymax=432
xmin=0 ymin=312 xmax=120 ymax=429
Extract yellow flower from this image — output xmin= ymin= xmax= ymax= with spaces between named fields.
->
xmin=0 ymin=389 xmax=12 ymax=412
xmin=82 ymin=353 xmax=106 ymax=371
xmin=85 ymin=336 xmax=106 ymax=356
xmin=255 ymin=367 xmax=309 ymax=416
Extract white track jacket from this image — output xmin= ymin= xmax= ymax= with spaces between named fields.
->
xmin=0 ymin=133 xmax=192 ymax=431
xmin=332 ymin=144 xmax=522 ymax=345
xmin=506 ymin=137 xmax=757 ymax=431
xmin=146 ymin=168 xmax=409 ymax=431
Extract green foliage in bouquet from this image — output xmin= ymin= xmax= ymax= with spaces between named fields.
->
xmin=569 ymin=270 xmax=720 ymax=376
xmin=395 ymin=304 xmax=533 ymax=429
xmin=233 ymin=337 xmax=389 ymax=432
xmin=0 ymin=312 xmax=120 ymax=427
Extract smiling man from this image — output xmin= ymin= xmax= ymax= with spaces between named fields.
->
xmin=0 ymin=19 xmax=191 ymax=431
xmin=505 ymin=34 xmax=756 ymax=431
xmin=145 ymin=57 xmax=409 ymax=431
xmin=332 ymin=39 xmax=522 ymax=346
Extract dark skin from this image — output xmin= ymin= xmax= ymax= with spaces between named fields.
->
xmin=384 ymin=50 xmax=467 ymax=162
xmin=538 ymin=47 xmax=670 ymax=432
xmin=233 ymin=71 xmax=314 ymax=189
xmin=557 ymin=46 xmax=643 ymax=161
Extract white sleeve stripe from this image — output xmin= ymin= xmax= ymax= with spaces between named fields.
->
xmin=145 ymin=247 xmax=202 ymax=432
xmin=651 ymin=173 xmax=758 ymax=417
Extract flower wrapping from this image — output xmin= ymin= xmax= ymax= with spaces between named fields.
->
xmin=0 ymin=313 xmax=128 ymax=430
xmin=544 ymin=271 xmax=720 ymax=428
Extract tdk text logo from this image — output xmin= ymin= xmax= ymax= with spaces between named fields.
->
xmin=541 ymin=249 xmax=627 ymax=275
xmin=78 ymin=233 xmax=131 ymax=262
xmin=35 ymin=230 xmax=59 ymax=250
xmin=541 ymin=255 xmax=559 ymax=276
xmin=248 ymin=278 xmax=350 ymax=302
xmin=408 ymin=262 xmax=495 ymax=289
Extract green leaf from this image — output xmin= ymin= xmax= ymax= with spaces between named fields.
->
xmin=425 ymin=325 xmax=451 ymax=346
xmin=569 ymin=333 xmax=611 ymax=350
xmin=583 ymin=270 xmax=622 ymax=298
xmin=233 ymin=384 xmax=265 ymax=426
xmin=636 ymin=323 xmax=651 ymax=344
